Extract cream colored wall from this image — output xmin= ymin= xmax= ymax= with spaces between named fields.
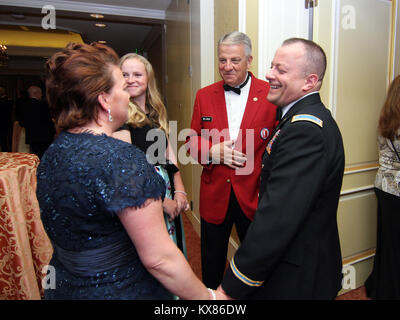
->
xmin=246 ymin=0 xmax=259 ymax=75
xmin=395 ymin=1 xmax=400 ymax=78
xmin=188 ymin=0 xmax=216 ymax=234
xmin=335 ymin=2 xmax=390 ymax=164
xmin=257 ymin=0 xmax=310 ymax=81
xmin=314 ymin=0 xmax=392 ymax=294
xmin=165 ymin=0 xmax=193 ymax=207
xmin=188 ymin=0 xmax=202 ymax=233
xmin=314 ymin=0 xmax=334 ymax=111
xmin=166 ymin=0 xmax=215 ymax=236
xmin=214 ymin=0 xmax=238 ymax=82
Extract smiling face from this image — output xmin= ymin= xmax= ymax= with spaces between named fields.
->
xmin=218 ymin=44 xmax=252 ymax=87
xmin=266 ymin=43 xmax=309 ymax=107
xmin=121 ymin=57 xmax=148 ymax=101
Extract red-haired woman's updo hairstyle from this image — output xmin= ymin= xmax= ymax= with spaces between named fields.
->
xmin=45 ymin=42 xmax=119 ymax=131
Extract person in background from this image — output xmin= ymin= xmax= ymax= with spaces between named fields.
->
xmin=365 ymin=74 xmax=400 ymax=300
xmin=38 ymin=42 xmax=215 ymax=300
xmin=185 ymin=31 xmax=277 ymax=289
xmin=218 ymin=38 xmax=345 ymax=299
xmin=18 ymin=85 xmax=55 ymax=159
xmin=0 ymin=86 xmax=13 ymax=152
xmin=15 ymin=89 xmax=28 ymax=123
xmin=113 ymin=53 xmax=189 ymax=256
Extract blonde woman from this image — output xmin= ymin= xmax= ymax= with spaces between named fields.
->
xmin=114 ymin=53 xmax=189 ymax=256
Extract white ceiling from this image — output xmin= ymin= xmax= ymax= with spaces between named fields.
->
xmin=0 ymin=0 xmax=173 ymax=57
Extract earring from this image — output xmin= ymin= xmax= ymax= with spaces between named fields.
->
xmin=108 ymin=108 xmax=113 ymax=122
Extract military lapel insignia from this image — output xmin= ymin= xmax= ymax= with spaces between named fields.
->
xmin=260 ymin=128 xmax=270 ymax=140
xmin=266 ymin=129 xmax=280 ymax=154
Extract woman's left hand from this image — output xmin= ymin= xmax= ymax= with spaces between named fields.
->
xmin=174 ymin=192 xmax=190 ymax=214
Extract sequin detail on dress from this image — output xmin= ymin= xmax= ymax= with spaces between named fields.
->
xmin=37 ymin=131 xmax=171 ymax=299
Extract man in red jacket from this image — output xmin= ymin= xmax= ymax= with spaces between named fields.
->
xmin=186 ymin=31 xmax=276 ymax=289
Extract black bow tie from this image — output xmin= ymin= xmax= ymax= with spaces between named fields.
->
xmin=223 ymin=84 xmax=241 ymax=94
xmin=223 ymin=73 xmax=251 ymax=95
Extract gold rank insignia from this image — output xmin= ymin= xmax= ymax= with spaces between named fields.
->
xmin=230 ymin=258 xmax=264 ymax=287
xmin=291 ymin=114 xmax=323 ymax=127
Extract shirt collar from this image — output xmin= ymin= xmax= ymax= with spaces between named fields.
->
xmin=235 ymin=72 xmax=250 ymax=88
xmin=281 ymin=91 xmax=319 ymax=119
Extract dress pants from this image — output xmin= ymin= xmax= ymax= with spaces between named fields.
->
xmin=365 ymin=187 xmax=400 ymax=299
xmin=201 ymin=188 xmax=251 ymax=289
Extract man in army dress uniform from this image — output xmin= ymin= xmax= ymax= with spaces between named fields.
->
xmin=218 ymin=38 xmax=345 ymax=299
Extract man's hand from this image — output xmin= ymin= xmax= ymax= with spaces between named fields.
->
xmin=216 ymin=285 xmax=234 ymax=300
xmin=209 ymin=140 xmax=247 ymax=169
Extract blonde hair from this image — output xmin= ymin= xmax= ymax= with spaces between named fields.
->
xmin=119 ymin=53 xmax=168 ymax=135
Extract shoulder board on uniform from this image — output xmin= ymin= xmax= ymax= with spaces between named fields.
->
xmin=291 ymin=114 xmax=323 ymax=128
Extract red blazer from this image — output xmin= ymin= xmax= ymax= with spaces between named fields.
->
xmin=186 ymin=73 xmax=277 ymax=224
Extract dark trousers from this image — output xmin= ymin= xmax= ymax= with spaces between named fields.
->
xmin=365 ymin=188 xmax=400 ymax=299
xmin=201 ymin=189 xmax=251 ymax=289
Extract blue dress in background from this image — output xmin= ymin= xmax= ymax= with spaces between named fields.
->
xmin=37 ymin=131 xmax=173 ymax=300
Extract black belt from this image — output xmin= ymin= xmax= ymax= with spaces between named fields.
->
xmin=53 ymin=237 xmax=138 ymax=277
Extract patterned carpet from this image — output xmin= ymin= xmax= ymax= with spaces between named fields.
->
xmin=182 ymin=212 xmax=370 ymax=300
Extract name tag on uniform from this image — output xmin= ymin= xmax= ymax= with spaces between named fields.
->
xmin=201 ymin=116 xmax=213 ymax=122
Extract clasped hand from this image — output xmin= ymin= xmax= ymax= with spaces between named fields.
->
xmin=209 ymin=140 xmax=247 ymax=169
xmin=164 ymin=193 xmax=190 ymax=222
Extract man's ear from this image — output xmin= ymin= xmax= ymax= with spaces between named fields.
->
xmin=303 ymin=73 xmax=319 ymax=91
xmin=97 ymin=92 xmax=109 ymax=111
xmin=247 ymin=55 xmax=253 ymax=69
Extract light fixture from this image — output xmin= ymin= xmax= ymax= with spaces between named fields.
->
xmin=95 ymin=23 xmax=106 ymax=28
xmin=97 ymin=40 xmax=107 ymax=44
xmin=90 ymin=13 xmax=104 ymax=19
xmin=0 ymin=44 xmax=8 ymax=67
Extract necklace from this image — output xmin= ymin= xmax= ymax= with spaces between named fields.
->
xmin=68 ymin=127 xmax=108 ymax=136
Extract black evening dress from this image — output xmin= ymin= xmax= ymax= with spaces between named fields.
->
xmin=120 ymin=124 xmax=187 ymax=256
xmin=37 ymin=131 xmax=173 ymax=300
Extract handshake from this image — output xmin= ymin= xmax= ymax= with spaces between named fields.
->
xmin=207 ymin=285 xmax=233 ymax=300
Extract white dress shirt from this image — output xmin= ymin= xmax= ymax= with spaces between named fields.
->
xmin=281 ymin=91 xmax=319 ymax=120
xmin=224 ymin=74 xmax=252 ymax=141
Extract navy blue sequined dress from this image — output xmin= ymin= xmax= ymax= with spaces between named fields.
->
xmin=37 ymin=131 xmax=173 ymax=300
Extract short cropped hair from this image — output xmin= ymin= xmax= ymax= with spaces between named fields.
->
xmin=282 ymin=38 xmax=327 ymax=83
xmin=218 ymin=31 xmax=252 ymax=58
xmin=45 ymin=42 xmax=119 ymax=131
